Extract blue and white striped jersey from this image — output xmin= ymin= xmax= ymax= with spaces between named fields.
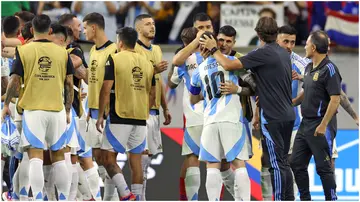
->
xmin=190 ymin=55 xmax=242 ymax=126
xmin=170 ymin=52 xmax=204 ymax=127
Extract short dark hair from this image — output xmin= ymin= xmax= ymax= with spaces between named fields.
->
xmin=278 ymin=25 xmax=297 ymax=35
xmin=181 ymin=27 xmax=198 ymax=45
xmin=32 ymin=14 xmax=51 ymax=33
xmin=58 ymin=14 xmax=76 ymax=25
xmin=134 ymin=14 xmax=153 ymax=25
xmin=309 ymin=30 xmax=329 ymax=54
xmin=193 ymin=13 xmax=211 ymax=24
xmin=14 ymin=11 xmax=35 ymax=23
xmin=21 ymin=21 xmax=33 ymax=40
xmin=201 ymin=31 xmax=217 ymax=42
xmin=66 ymin=26 xmax=74 ymax=40
xmin=259 ymin=7 xmax=277 ymax=19
xmin=2 ymin=16 xmax=20 ymax=37
xmin=254 ymin=17 xmax=278 ymax=43
xmin=83 ymin=12 xmax=105 ymax=30
xmin=219 ymin=25 xmax=237 ymax=38
xmin=51 ymin=23 xmax=68 ymax=41
xmin=116 ymin=27 xmax=138 ymax=49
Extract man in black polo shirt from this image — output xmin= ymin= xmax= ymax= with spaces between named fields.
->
xmin=200 ymin=17 xmax=295 ymax=201
xmin=291 ymin=31 xmax=340 ymax=201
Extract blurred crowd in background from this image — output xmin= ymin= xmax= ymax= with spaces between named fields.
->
xmin=1 ymin=1 xmax=359 ymax=47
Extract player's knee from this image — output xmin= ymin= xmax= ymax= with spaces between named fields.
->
xmin=220 ymin=159 xmax=231 ymax=172
xmin=231 ymin=159 xmax=245 ymax=169
xmin=186 ymin=154 xmax=199 ymax=167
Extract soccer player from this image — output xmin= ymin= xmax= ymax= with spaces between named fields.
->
xmin=215 ymin=25 xmax=256 ymax=199
xmin=96 ymin=26 xmax=156 ymax=201
xmin=134 ymin=14 xmax=170 ymax=200
xmin=200 ymin=17 xmax=295 ymax=201
xmin=190 ymin=31 xmax=251 ymax=201
xmin=1 ymin=14 xmax=74 ymax=200
xmin=172 ymin=13 xmax=213 ymax=67
xmin=59 ymin=14 xmax=100 ymax=200
xmin=83 ymin=12 xmax=118 ymax=201
xmin=291 ymin=31 xmax=340 ymax=201
xmin=168 ymin=27 xmax=204 ymax=201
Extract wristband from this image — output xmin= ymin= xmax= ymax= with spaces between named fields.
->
xmin=210 ymin=47 xmax=218 ymax=55
xmin=236 ymin=85 xmax=242 ymax=94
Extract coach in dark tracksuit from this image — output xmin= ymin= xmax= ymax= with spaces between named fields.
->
xmin=291 ymin=30 xmax=340 ymax=201
xmin=199 ymin=17 xmax=295 ymax=201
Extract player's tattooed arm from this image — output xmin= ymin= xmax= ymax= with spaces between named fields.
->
xmin=292 ymin=90 xmax=304 ymax=106
xmin=4 ymin=74 xmax=20 ymax=106
xmin=64 ymin=75 xmax=74 ymax=113
xmin=1 ymin=76 xmax=8 ymax=96
xmin=340 ymin=90 xmax=359 ymax=125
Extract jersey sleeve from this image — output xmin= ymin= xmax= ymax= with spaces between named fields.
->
xmin=104 ymin=55 xmax=115 ymax=81
xmin=66 ymin=55 xmax=74 ymax=75
xmin=10 ymin=48 xmax=24 ymax=77
xmin=170 ymin=64 xmax=185 ymax=85
xmin=189 ymin=68 xmax=201 ymax=95
xmin=239 ymin=48 xmax=269 ymax=70
xmin=1 ymin=59 xmax=9 ymax=77
xmin=325 ymin=63 xmax=342 ymax=96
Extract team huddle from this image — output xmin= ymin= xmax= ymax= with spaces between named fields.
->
xmin=0 ymin=10 xmax=358 ymax=202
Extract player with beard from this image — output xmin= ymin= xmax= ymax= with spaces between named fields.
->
xmin=59 ymin=14 xmax=103 ymax=201
xmin=134 ymin=14 xmax=170 ymax=201
xmin=83 ymin=12 xmax=117 ymax=201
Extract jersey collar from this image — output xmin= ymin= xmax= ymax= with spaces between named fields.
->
xmin=137 ymin=40 xmax=152 ymax=50
xmin=33 ymin=39 xmax=51 ymax=42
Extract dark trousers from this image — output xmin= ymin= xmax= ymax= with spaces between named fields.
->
xmin=261 ymin=120 xmax=295 ymax=201
xmin=290 ymin=117 xmax=337 ymax=201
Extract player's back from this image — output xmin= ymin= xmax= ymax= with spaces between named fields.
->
xmin=17 ymin=40 xmax=69 ymax=111
xmin=194 ymin=55 xmax=242 ymax=125
xmin=173 ymin=52 xmax=204 ymax=127
xmin=112 ymin=50 xmax=154 ymax=120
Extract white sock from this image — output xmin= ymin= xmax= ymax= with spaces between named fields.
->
xmin=12 ymin=165 xmax=20 ymax=200
xmin=131 ymin=184 xmax=143 ymax=200
xmin=19 ymin=153 xmax=30 ymax=201
xmin=76 ymin=164 xmax=93 ymax=200
xmin=221 ymin=168 xmax=235 ymax=198
xmin=69 ymin=164 xmax=79 ymax=200
xmin=112 ymin=173 xmax=131 ymax=197
xmin=64 ymin=152 xmax=73 ymax=187
xmin=185 ymin=167 xmax=200 ymax=200
xmin=98 ymin=165 xmax=107 ymax=182
xmin=103 ymin=176 xmax=118 ymax=201
xmin=206 ymin=168 xmax=222 ymax=201
xmin=43 ymin=165 xmax=56 ymax=201
xmin=234 ymin=167 xmax=250 ymax=201
xmin=29 ymin=158 xmax=44 ymax=201
xmin=141 ymin=155 xmax=151 ymax=201
xmin=85 ymin=166 xmax=101 ymax=200
xmin=53 ymin=160 xmax=70 ymax=200
xmin=261 ymin=167 xmax=272 ymax=201
xmin=292 ymin=170 xmax=298 ymax=199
